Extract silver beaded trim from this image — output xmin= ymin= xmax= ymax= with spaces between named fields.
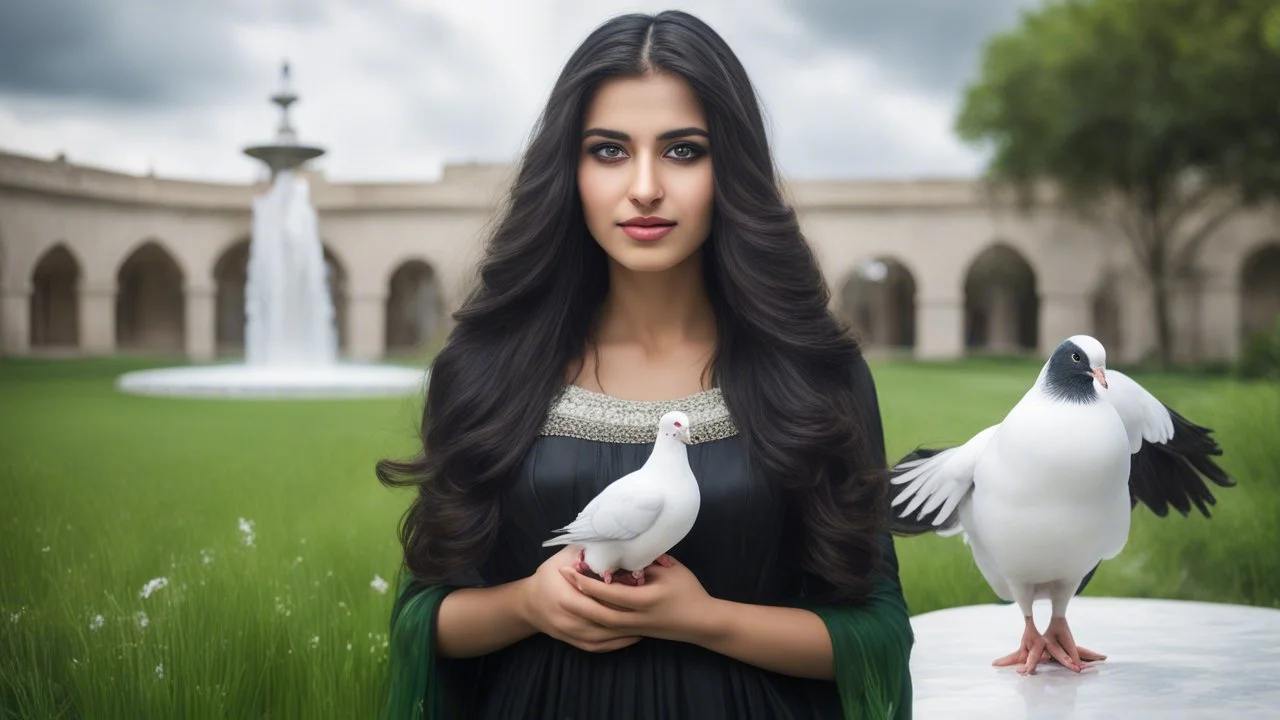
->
xmin=539 ymin=384 xmax=740 ymax=444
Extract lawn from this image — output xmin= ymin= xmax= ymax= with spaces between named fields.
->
xmin=1 ymin=355 xmax=1276 ymax=718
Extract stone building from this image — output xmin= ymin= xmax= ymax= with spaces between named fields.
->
xmin=1 ymin=147 xmax=1277 ymax=365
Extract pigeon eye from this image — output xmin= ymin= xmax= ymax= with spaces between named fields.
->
xmin=1071 ymin=353 xmax=1080 ymax=362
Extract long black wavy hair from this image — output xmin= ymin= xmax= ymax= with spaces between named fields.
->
xmin=376 ymin=10 xmax=888 ymax=601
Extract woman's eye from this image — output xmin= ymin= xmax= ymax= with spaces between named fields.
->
xmin=666 ymin=143 xmax=704 ymax=161
xmin=590 ymin=144 xmax=626 ymax=160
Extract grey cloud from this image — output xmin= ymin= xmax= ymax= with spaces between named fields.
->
xmin=782 ymin=0 xmax=1037 ymax=94
xmin=0 ymin=0 xmax=326 ymax=105
xmin=347 ymin=5 xmax=538 ymax=162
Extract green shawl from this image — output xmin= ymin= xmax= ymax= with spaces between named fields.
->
xmin=381 ymin=536 xmax=914 ymax=720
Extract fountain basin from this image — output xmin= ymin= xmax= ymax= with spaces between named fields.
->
xmin=115 ymin=363 xmax=427 ymax=399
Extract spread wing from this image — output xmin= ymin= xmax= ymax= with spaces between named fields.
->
xmin=541 ymin=484 xmax=665 ymax=546
xmin=1104 ymin=369 xmax=1236 ymax=517
xmin=887 ymin=425 xmax=999 ymax=536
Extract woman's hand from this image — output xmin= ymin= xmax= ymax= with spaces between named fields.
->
xmin=565 ymin=555 xmax=839 ymax=680
xmin=518 ymin=546 xmax=643 ymax=653
xmin=561 ymin=555 xmax=725 ymax=646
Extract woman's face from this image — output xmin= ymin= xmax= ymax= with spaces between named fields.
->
xmin=577 ymin=71 xmax=714 ymax=275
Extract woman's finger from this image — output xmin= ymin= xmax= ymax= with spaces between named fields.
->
xmin=563 ymin=589 xmax=634 ymax=631
xmin=569 ymin=570 xmax=656 ymax=611
xmin=583 ymin=636 xmax=641 ymax=653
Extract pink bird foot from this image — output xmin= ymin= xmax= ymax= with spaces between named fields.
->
xmin=992 ymin=616 xmax=1106 ymax=675
xmin=570 ymin=550 xmax=647 ymax=586
xmin=992 ymin=616 xmax=1050 ymax=675
xmin=1038 ymin=616 xmax=1106 ymax=672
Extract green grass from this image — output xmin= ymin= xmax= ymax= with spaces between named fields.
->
xmin=1 ymin=355 xmax=1276 ymax=718
xmin=0 ymin=357 xmax=424 ymax=719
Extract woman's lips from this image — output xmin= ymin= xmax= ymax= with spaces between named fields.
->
xmin=620 ymin=224 xmax=675 ymax=241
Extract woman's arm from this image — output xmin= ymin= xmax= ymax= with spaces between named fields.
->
xmin=436 ymin=579 xmax=537 ymax=658
xmin=566 ymin=554 xmax=907 ymax=682
xmin=695 ymin=599 xmax=836 ymax=678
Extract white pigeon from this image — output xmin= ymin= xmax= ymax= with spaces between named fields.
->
xmin=888 ymin=334 xmax=1235 ymax=675
xmin=542 ymin=410 xmax=701 ymax=586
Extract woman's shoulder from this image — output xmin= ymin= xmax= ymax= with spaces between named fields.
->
xmin=539 ymin=383 xmax=739 ymax=445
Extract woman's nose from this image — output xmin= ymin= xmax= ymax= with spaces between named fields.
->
xmin=627 ymin=157 xmax=664 ymax=207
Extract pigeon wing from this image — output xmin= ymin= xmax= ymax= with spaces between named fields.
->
xmin=1104 ymin=369 xmax=1236 ymax=518
xmin=542 ymin=484 xmax=666 ymax=546
xmin=888 ymin=424 xmax=998 ymax=536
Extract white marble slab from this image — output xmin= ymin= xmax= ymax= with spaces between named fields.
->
xmin=908 ymin=597 xmax=1280 ymax=719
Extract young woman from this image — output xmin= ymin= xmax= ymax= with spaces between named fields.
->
xmin=377 ymin=10 xmax=914 ymax=719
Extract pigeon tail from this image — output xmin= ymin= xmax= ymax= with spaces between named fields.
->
xmin=1074 ymin=562 xmax=1101 ymax=596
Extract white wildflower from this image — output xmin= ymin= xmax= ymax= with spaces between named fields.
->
xmin=346 ymin=642 xmax=352 ymax=652
xmin=139 ymin=577 xmax=168 ymax=599
xmin=238 ymin=517 xmax=255 ymax=547
xmin=135 ymin=611 xmax=149 ymax=629
xmin=155 ymin=663 xmax=164 ymax=680
xmin=309 ymin=635 xmax=320 ymax=649
xmin=200 ymin=548 xmax=214 ymax=565
xmin=370 ymin=574 xmax=389 ymax=595
xmin=89 ymin=614 xmax=105 ymax=631
xmin=41 ymin=546 xmax=51 ymax=553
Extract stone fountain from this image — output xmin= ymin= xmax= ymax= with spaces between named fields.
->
xmin=116 ymin=63 xmax=426 ymax=399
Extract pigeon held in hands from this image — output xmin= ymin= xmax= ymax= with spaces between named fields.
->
xmin=542 ymin=410 xmax=702 ymax=587
xmin=888 ymin=335 xmax=1235 ymax=675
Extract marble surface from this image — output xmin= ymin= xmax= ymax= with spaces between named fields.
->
xmin=908 ymin=597 xmax=1280 ymax=719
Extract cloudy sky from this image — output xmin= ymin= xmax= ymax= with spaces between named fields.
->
xmin=0 ymin=0 xmax=1038 ymax=184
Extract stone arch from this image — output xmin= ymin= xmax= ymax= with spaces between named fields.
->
xmin=213 ymin=238 xmax=250 ymax=355
xmin=30 ymin=243 xmax=81 ymax=349
xmin=384 ymin=259 xmax=445 ymax=354
xmin=838 ymin=257 xmax=917 ymax=350
xmin=1091 ymin=269 xmax=1123 ymax=355
xmin=1241 ymin=242 xmax=1280 ymax=342
xmin=963 ymin=243 xmax=1039 ymax=353
xmin=323 ymin=244 xmax=349 ymax=352
xmin=116 ymin=240 xmax=185 ymax=353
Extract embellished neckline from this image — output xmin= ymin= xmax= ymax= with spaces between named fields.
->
xmin=540 ymin=383 xmax=738 ymax=445
xmin=562 ymin=383 xmax=722 ymax=406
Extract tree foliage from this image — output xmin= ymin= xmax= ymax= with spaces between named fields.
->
xmin=956 ymin=0 xmax=1280 ymax=366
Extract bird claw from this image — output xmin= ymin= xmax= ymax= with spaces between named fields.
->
xmin=992 ymin=617 xmax=1052 ymax=675
xmin=569 ymin=551 xmax=659 ymax=587
xmin=993 ymin=617 xmax=1107 ymax=675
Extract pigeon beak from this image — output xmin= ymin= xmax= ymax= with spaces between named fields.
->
xmin=1090 ymin=367 xmax=1108 ymax=389
xmin=680 ymin=429 xmax=692 ymax=445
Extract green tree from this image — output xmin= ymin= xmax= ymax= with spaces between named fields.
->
xmin=956 ymin=0 xmax=1280 ymax=368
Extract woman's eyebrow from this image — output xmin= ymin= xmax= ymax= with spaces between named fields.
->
xmin=582 ymin=127 xmax=710 ymax=141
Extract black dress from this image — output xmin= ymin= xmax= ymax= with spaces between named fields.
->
xmin=442 ymin=361 xmax=901 ymax=719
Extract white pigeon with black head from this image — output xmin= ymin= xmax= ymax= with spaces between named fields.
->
xmin=888 ymin=334 xmax=1235 ymax=675
xmin=542 ymin=410 xmax=701 ymax=586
